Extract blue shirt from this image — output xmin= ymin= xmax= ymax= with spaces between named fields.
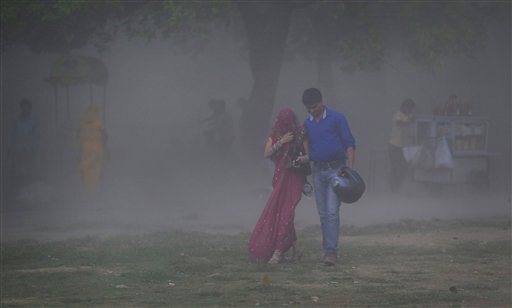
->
xmin=11 ymin=115 xmax=37 ymax=152
xmin=304 ymin=107 xmax=355 ymax=162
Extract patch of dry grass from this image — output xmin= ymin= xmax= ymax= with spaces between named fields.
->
xmin=1 ymin=218 xmax=510 ymax=307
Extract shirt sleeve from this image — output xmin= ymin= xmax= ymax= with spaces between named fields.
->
xmin=337 ymin=114 xmax=356 ymax=149
xmin=395 ymin=111 xmax=413 ymax=124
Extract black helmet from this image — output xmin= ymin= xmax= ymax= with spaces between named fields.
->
xmin=331 ymin=166 xmax=366 ymax=204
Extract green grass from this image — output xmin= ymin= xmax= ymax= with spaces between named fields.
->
xmin=1 ymin=219 xmax=510 ymax=307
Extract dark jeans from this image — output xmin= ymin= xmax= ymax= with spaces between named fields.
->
xmin=388 ymin=144 xmax=408 ymax=191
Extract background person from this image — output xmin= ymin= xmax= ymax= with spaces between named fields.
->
xmin=388 ymin=98 xmax=416 ymax=191
xmin=78 ymin=105 xmax=105 ymax=197
xmin=201 ymin=99 xmax=235 ymax=156
xmin=8 ymin=99 xmax=38 ymax=203
xmin=301 ymin=88 xmax=356 ymax=266
xmin=248 ymin=107 xmax=308 ymax=264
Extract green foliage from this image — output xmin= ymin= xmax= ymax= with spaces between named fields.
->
xmin=287 ymin=2 xmax=384 ymax=71
xmin=334 ymin=4 xmax=385 ymax=73
xmin=1 ymin=1 xmax=99 ymax=31
xmin=1 ymin=0 xmax=231 ymax=53
xmin=1 ymin=0 xmax=504 ymax=70
xmin=1 ymin=0 xmax=117 ymax=52
xmin=400 ymin=1 xmax=488 ymax=69
xmin=162 ymin=0 xmax=228 ymax=31
xmin=288 ymin=1 xmax=503 ymax=73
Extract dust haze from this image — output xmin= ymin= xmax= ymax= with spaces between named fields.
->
xmin=1 ymin=19 xmax=510 ymax=242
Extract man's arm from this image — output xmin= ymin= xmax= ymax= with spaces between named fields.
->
xmin=396 ymin=112 xmax=415 ymax=126
xmin=346 ymin=146 xmax=355 ymax=169
xmin=336 ymin=114 xmax=356 ymax=168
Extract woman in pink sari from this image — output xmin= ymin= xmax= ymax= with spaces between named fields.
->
xmin=248 ymin=108 xmax=308 ymax=264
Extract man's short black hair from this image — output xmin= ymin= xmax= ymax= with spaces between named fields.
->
xmin=302 ymin=88 xmax=322 ymax=106
xmin=400 ymin=98 xmax=415 ymax=114
xmin=19 ymin=99 xmax=32 ymax=107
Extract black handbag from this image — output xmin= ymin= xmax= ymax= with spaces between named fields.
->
xmin=287 ymin=145 xmax=312 ymax=176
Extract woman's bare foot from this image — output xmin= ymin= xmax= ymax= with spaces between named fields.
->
xmin=268 ymin=250 xmax=282 ymax=264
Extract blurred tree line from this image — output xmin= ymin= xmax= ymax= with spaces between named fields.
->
xmin=1 ymin=0 xmax=509 ymax=154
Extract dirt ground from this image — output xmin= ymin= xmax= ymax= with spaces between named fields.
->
xmin=1 ymin=216 xmax=510 ymax=308
xmin=1 ymin=179 xmax=511 ymax=307
xmin=1 ymin=181 xmax=510 ymax=243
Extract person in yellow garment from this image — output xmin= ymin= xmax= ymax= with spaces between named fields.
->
xmin=78 ymin=105 xmax=105 ymax=196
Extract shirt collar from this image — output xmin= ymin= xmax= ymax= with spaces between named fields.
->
xmin=308 ymin=107 xmax=327 ymax=121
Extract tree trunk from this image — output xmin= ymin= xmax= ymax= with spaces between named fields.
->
xmin=311 ymin=4 xmax=340 ymax=107
xmin=317 ymin=51 xmax=340 ymax=107
xmin=237 ymin=2 xmax=294 ymax=157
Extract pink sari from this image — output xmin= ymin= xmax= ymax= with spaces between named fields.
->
xmin=248 ymin=108 xmax=306 ymax=263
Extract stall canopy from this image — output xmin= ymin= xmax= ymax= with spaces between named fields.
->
xmin=46 ymin=54 xmax=108 ymax=131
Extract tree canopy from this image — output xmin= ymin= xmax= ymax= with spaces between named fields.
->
xmin=2 ymin=0 xmax=509 ymax=153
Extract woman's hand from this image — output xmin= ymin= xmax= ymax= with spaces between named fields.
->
xmin=280 ymin=132 xmax=294 ymax=144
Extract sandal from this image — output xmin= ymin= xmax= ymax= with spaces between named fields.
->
xmin=268 ymin=250 xmax=282 ymax=264
xmin=292 ymin=245 xmax=303 ymax=261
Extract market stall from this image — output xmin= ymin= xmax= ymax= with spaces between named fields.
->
xmin=411 ymin=112 xmax=490 ymax=186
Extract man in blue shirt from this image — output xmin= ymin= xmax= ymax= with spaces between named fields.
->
xmin=302 ymin=88 xmax=356 ymax=265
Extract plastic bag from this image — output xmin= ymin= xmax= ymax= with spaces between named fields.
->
xmin=418 ymin=141 xmax=435 ymax=169
xmin=435 ymin=137 xmax=454 ymax=169
xmin=402 ymin=145 xmax=423 ymax=167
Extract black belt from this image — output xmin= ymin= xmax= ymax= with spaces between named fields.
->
xmin=314 ymin=160 xmax=344 ymax=170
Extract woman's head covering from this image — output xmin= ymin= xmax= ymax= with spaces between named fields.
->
xmin=80 ymin=105 xmax=104 ymax=137
xmin=271 ymin=108 xmax=300 ymax=142
xmin=81 ymin=105 xmax=101 ymax=124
